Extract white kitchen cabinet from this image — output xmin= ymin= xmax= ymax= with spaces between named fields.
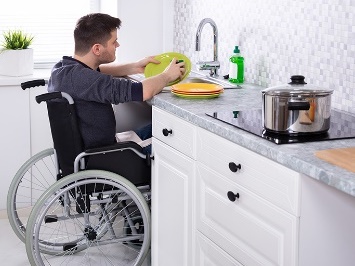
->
xmin=196 ymin=128 xmax=300 ymax=216
xmin=151 ymin=106 xmax=196 ymax=266
xmin=0 ymin=81 xmax=52 ymax=211
xmin=151 ymin=108 xmax=300 ymax=265
xmin=151 ymin=139 xmax=195 ymax=266
xmin=151 ymin=106 xmax=355 ymax=266
xmin=0 ymin=85 xmax=30 ymax=210
xmin=298 ymin=174 xmax=355 ymax=266
xmin=196 ymin=163 xmax=298 ymax=266
xmin=196 ymin=127 xmax=299 ymax=266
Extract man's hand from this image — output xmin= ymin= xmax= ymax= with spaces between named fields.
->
xmin=162 ymin=58 xmax=185 ymax=84
xmin=135 ymin=56 xmax=161 ymax=74
xmin=141 ymin=57 xmax=186 ymax=101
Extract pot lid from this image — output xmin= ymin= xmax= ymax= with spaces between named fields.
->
xmin=262 ymin=75 xmax=334 ymax=96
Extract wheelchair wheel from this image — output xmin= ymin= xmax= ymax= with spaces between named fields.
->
xmin=7 ymin=148 xmax=57 ymax=242
xmin=25 ymin=170 xmax=151 ymax=266
xmin=124 ymin=216 xmax=145 ymax=247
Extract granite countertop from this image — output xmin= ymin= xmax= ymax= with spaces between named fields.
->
xmin=4 ymin=70 xmax=354 ymax=197
xmin=151 ymin=82 xmax=355 ymax=198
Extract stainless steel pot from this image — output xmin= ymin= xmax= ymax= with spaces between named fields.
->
xmin=262 ymin=75 xmax=333 ymax=135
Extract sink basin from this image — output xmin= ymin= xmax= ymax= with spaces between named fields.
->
xmin=181 ymin=77 xmax=215 ymax=83
xmin=127 ymin=72 xmax=241 ymax=89
xmin=180 ymin=73 xmax=241 ymax=89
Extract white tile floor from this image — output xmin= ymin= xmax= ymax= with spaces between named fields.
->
xmin=0 ymin=210 xmax=151 ymax=265
xmin=0 ymin=211 xmax=30 ymax=265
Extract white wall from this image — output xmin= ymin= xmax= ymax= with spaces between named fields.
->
xmin=115 ymin=0 xmax=174 ymax=63
xmin=112 ymin=0 xmax=174 ymax=133
xmin=173 ymin=0 xmax=355 ymax=114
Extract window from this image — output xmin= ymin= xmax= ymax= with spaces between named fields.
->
xmin=0 ymin=0 xmax=105 ymax=68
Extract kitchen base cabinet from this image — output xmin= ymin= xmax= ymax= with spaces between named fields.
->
xmin=299 ymin=175 xmax=355 ymax=266
xmin=195 ymin=127 xmax=299 ymax=266
xmin=152 ymin=106 xmax=355 ymax=266
xmin=151 ymin=108 xmax=299 ymax=266
xmin=151 ymin=138 xmax=194 ymax=266
xmin=0 ymin=85 xmax=30 ymax=210
xmin=196 ymin=163 xmax=298 ymax=266
xmin=151 ymin=106 xmax=197 ymax=265
xmin=0 ymin=83 xmax=52 ymax=210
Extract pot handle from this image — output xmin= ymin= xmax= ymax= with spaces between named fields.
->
xmin=288 ymin=100 xmax=310 ymax=110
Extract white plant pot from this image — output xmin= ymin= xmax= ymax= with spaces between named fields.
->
xmin=0 ymin=48 xmax=34 ymax=76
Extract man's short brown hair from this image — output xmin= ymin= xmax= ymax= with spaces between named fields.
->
xmin=74 ymin=13 xmax=121 ymax=55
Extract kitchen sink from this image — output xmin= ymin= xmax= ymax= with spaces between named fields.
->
xmin=180 ymin=74 xmax=241 ymax=89
xmin=127 ymin=71 xmax=242 ymax=89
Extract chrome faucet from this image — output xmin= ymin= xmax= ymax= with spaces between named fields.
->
xmin=195 ymin=18 xmax=220 ymax=77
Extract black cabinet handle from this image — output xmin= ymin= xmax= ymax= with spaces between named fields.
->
xmin=229 ymin=162 xmax=241 ymax=172
xmin=227 ymin=191 xmax=240 ymax=202
xmin=162 ymin=128 xmax=173 ymax=136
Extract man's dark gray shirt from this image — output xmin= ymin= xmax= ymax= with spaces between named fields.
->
xmin=48 ymin=56 xmax=143 ymax=149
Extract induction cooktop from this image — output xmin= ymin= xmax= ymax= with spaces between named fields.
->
xmin=206 ymin=109 xmax=355 ymax=144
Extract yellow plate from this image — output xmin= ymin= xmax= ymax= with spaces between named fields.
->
xmin=171 ymin=88 xmax=224 ymax=95
xmin=171 ymin=90 xmax=222 ymax=99
xmin=171 ymin=83 xmax=223 ymax=94
xmin=144 ymin=52 xmax=191 ymax=86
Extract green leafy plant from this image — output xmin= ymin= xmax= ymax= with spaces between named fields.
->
xmin=1 ymin=30 xmax=34 ymax=50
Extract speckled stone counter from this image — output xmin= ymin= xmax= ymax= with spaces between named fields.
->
xmin=151 ymin=83 xmax=355 ymax=198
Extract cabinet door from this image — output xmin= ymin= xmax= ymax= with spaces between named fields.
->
xmin=196 ymin=163 xmax=299 ymax=266
xmin=151 ymin=138 xmax=194 ymax=266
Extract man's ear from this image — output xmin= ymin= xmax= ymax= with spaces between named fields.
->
xmin=92 ymin=44 xmax=101 ymax=55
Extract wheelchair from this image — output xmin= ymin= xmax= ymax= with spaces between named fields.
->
xmin=7 ymin=79 xmax=152 ymax=265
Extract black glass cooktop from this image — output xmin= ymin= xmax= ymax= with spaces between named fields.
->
xmin=206 ymin=109 xmax=355 ymax=144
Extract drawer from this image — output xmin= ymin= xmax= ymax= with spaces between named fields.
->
xmin=196 ymin=164 xmax=299 ymax=266
xmin=197 ymin=127 xmax=300 ymax=216
xmin=152 ymin=107 xmax=196 ymax=159
xmin=195 ymin=231 xmax=243 ymax=266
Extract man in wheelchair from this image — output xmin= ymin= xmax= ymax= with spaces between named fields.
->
xmin=8 ymin=12 xmax=185 ymax=266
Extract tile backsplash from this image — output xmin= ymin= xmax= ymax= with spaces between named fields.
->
xmin=173 ymin=0 xmax=355 ymax=113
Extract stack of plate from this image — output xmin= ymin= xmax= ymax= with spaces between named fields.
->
xmin=171 ymin=83 xmax=224 ymax=99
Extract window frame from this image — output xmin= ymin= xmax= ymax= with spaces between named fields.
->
xmin=0 ymin=0 xmax=118 ymax=69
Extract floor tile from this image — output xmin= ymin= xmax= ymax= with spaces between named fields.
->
xmin=0 ymin=218 xmax=29 ymax=265
xmin=0 ymin=214 xmax=151 ymax=265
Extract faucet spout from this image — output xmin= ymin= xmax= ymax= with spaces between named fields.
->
xmin=195 ymin=18 xmax=220 ymax=77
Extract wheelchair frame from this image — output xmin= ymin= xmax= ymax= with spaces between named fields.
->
xmin=7 ymin=79 xmax=153 ymax=266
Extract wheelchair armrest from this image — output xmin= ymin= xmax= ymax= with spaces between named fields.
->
xmin=79 ymin=141 xmax=152 ymax=186
xmin=83 ymin=140 xmax=153 ymax=166
xmin=84 ymin=141 xmax=145 ymax=156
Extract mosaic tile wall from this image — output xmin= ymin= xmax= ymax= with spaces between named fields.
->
xmin=173 ymin=0 xmax=355 ymax=113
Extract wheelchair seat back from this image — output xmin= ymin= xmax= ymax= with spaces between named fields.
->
xmin=40 ymin=92 xmax=151 ymax=186
xmin=46 ymin=99 xmax=84 ymax=178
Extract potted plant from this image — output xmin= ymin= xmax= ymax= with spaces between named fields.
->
xmin=0 ymin=30 xmax=34 ymax=76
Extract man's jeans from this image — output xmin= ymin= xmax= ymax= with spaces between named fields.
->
xmin=134 ymin=123 xmax=152 ymax=154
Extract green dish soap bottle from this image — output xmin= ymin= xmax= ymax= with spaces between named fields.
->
xmin=228 ymin=46 xmax=244 ymax=83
